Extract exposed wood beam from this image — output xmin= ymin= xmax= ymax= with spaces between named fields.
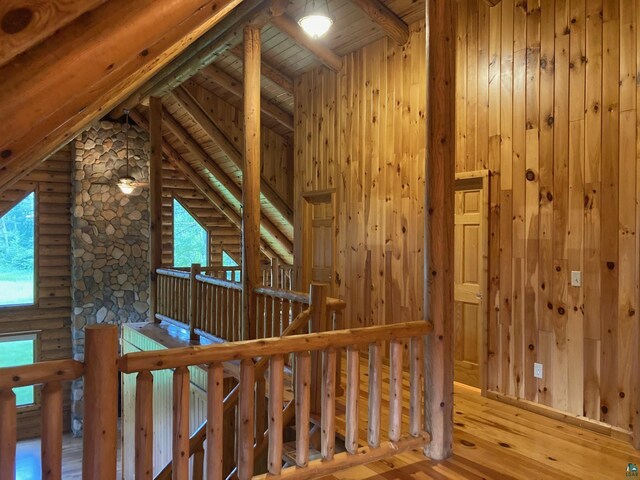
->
xmin=162 ymin=107 xmax=294 ymax=254
xmin=200 ymin=65 xmax=294 ymax=131
xmin=0 ymin=0 xmax=108 ymax=68
xmin=229 ymin=45 xmax=294 ymax=94
xmin=350 ymin=0 xmax=409 ymax=45
xmin=0 ymin=0 xmax=242 ymax=197
xmin=112 ymin=0 xmax=290 ymax=117
xmin=425 ymin=0 xmax=455 ymax=462
xmin=171 ymin=86 xmax=293 ymax=223
xmin=149 ymin=97 xmax=163 ymax=323
xmin=130 ymin=108 xmax=285 ymax=262
xmin=270 ymin=14 xmax=343 ymax=72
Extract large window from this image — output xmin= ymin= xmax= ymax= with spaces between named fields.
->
xmin=0 ymin=334 xmax=37 ymax=406
xmin=222 ymin=251 xmax=240 ymax=282
xmin=173 ymin=198 xmax=208 ymax=267
xmin=0 ymin=192 xmax=35 ymax=307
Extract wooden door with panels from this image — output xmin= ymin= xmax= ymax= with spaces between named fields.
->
xmin=300 ymin=190 xmax=336 ymax=295
xmin=454 ymin=172 xmax=489 ymax=390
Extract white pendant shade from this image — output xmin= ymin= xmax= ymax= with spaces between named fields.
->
xmin=117 ymin=176 xmax=135 ymax=195
xmin=298 ymin=14 xmax=333 ymax=38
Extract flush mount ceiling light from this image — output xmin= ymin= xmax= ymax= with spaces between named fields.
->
xmin=298 ymin=0 xmax=333 ymax=39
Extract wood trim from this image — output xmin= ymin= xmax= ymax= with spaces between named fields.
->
xmin=350 ymin=0 xmax=409 ymax=45
xmin=270 ymin=15 xmax=343 ymax=72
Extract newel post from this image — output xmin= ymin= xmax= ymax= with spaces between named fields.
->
xmin=82 ymin=324 xmax=119 ymax=479
xmin=424 ymin=0 xmax=455 ymax=461
xmin=309 ymin=283 xmax=328 ymax=415
xmin=190 ymin=263 xmax=201 ymax=341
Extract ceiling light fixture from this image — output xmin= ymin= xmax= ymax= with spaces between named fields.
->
xmin=298 ymin=0 xmax=333 ymax=39
xmin=117 ymin=110 xmax=136 ymax=195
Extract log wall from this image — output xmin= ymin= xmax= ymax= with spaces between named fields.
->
xmin=0 ymin=146 xmax=73 ymax=438
xmin=456 ymin=0 xmax=639 ymax=433
xmin=293 ymin=21 xmax=426 ymax=328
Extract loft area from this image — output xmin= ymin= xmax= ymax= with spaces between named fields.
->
xmin=0 ymin=0 xmax=639 ymax=479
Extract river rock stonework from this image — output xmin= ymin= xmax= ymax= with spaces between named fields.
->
xmin=70 ymin=121 xmax=151 ymax=435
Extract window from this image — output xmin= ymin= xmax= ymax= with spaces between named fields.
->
xmin=222 ymin=251 xmax=240 ymax=282
xmin=0 ymin=334 xmax=37 ymax=406
xmin=0 ymin=192 xmax=35 ymax=307
xmin=173 ymin=198 xmax=208 ymax=267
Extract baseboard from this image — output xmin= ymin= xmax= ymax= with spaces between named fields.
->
xmin=485 ymin=389 xmax=633 ymax=444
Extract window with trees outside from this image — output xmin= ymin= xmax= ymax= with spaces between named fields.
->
xmin=222 ymin=251 xmax=240 ymax=282
xmin=173 ymin=198 xmax=208 ymax=267
xmin=0 ymin=334 xmax=37 ymax=406
xmin=0 ymin=192 xmax=36 ymax=307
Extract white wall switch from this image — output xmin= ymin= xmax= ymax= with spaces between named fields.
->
xmin=571 ymin=271 xmax=582 ymax=287
xmin=534 ymin=363 xmax=543 ymax=379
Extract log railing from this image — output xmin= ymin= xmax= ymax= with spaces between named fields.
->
xmin=120 ymin=320 xmax=432 ymax=480
xmin=171 ymin=259 xmax=294 ymax=289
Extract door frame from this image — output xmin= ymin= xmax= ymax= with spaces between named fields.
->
xmin=299 ymin=188 xmax=337 ymax=295
xmin=454 ymin=169 xmax=489 ymax=394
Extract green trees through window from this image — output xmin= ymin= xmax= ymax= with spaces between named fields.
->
xmin=173 ymin=198 xmax=208 ymax=267
xmin=0 ymin=334 xmax=36 ymax=406
xmin=0 ymin=192 xmax=35 ymax=307
xmin=222 ymin=250 xmax=240 ymax=282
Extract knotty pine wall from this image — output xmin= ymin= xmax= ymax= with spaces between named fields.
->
xmin=456 ymin=0 xmax=639 ymax=433
xmin=0 ymin=146 xmax=73 ymax=438
xmin=293 ymin=21 xmax=426 ymax=328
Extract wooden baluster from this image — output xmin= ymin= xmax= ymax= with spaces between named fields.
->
xmin=207 ymin=363 xmax=224 ymax=480
xmin=256 ymin=294 xmax=264 ymax=339
xmin=275 ymin=298 xmax=283 ymax=336
xmin=409 ymin=336 xmax=424 ymax=437
xmin=368 ymin=341 xmax=382 ymax=448
xmin=221 ymin=285 xmax=228 ymax=339
xmin=41 ymin=382 xmax=62 ymax=479
xmin=321 ymin=347 xmax=336 ymax=460
xmin=83 ymin=325 xmax=118 ymax=479
xmin=135 ymin=371 xmax=153 ymax=479
xmin=255 ymin=377 xmax=266 ymax=453
xmin=207 ymin=285 xmax=213 ymax=336
xmin=309 ymin=284 xmax=327 ymax=415
xmin=191 ymin=448 xmax=204 ymax=480
xmin=345 ymin=346 xmax=360 ymax=454
xmin=238 ymin=359 xmax=255 ymax=480
xmin=268 ymin=355 xmax=284 ymax=475
xmin=265 ymin=296 xmax=273 ymax=338
xmin=388 ymin=340 xmax=403 ymax=442
xmin=294 ymin=351 xmax=311 ymax=467
xmin=334 ymin=310 xmax=343 ymax=392
xmin=0 ymin=389 xmax=16 ymax=480
xmin=282 ymin=299 xmax=290 ymax=332
xmin=190 ymin=263 xmax=200 ymax=340
xmin=173 ymin=367 xmax=190 ymax=480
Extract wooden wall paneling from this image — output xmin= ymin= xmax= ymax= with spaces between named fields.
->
xmin=635 ymin=0 xmax=640 ymax=449
xmin=456 ymin=0 xmax=468 ymax=174
xmin=466 ymin=0 xmax=478 ymax=173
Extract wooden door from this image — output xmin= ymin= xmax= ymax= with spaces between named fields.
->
xmin=300 ymin=190 xmax=336 ymax=293
xmin=454 ymin=175 xmax=487 ymax=389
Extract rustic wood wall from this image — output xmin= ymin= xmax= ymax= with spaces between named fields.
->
xmin=161 ymin=161 xmax=241 ymax=266
xmin=456 ymin=0 xmax=639 ymax=433
xmin=293 ymin=21 xmax=426 ymax=327
xmin=0 ymin=146 xmax=73 ymax=438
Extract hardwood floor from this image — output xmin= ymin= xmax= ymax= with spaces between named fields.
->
xmin=15 ymin=377 xmax=639 ymax=479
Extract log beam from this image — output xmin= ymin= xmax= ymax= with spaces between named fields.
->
xmin=242 ymin=24 xmax=262 ymax=340
xmin=350 ymin=0 xmax=409 ymax=45
xmin=0 ymin=0 xmax=108 ymax=68
xmin=0 ymin=0 xmax=242 ymax=196
xmin=229 ymin=45 xmax=294 ymax=94
xmin=162 ymin=107 xmax=294 ymax=254
xmin=171 ymin=86 xmax=293 ymax=223
xmin=130 ymin=108 xmax=289 ymax=263
xmin=424 ymin=0 xmax=455 ymax=461
xmin=200 ymin=65 xmax=294 ymax=131
xmin=270 ymin=15 xmax=342 ymax=72
xmin=149 ymin=97 xmax=163 ymax=324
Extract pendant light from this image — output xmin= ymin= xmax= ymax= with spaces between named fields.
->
xmin=117 ymin=110 xmax=136 ymax=195
xmin=298 ymin=0 xmax=333 ymax=39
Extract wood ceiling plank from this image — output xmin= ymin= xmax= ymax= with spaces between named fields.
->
xmin=0 ymin=0 xmax=243 ymax=197
xmin=350 ymin=0 xmax=409 ymax=45
xmin=228 ymin=45 xmax=294 ymax=94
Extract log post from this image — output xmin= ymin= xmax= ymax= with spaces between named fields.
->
xmin=82 ymin=324 xmax=119 ymax=479
xmin=0 ymin=389 xmax=16 ymax=480
xmin=309 ymin=283 xmax=328 ymax=415
xmin=135 ymin=371 xmax=154 ymax=480
xmin=190 ymin=263 xmax=201 ymax=341
xmin=41 ymin=382 xmax=63 ymax=479
xmin=150 ymin=97 xmax=163 ymax=324
xmin=271 ymin=257 xmax=281 ymax=288
xmin=242 ymin=24 xmax=262 ymax=341
xmin=424 ymin=0 xmax=455 ymax=461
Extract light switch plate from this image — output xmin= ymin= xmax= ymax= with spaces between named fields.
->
xmin=571 ymin=271 xmax=582 ymax=287
xmin=534 ymin=363 xmax=543 ymax=379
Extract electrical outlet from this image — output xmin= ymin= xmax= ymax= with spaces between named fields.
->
xmin=571 ymin=271 xmax=582 ymax=287
xmin=534 ymin=363 xmax=544 ymax=379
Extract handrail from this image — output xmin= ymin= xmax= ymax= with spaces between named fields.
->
xmin=156 ymin=268 xmax=190 ymax=279
xmin=0 ymin=359 xmax=84 ymax=389
xmin=120 ymin=321 xmax=431 ymax=373
xmin=254 ymin=286 xmax=310 ymax=304
xmin=196 ymin=273 xmax=243 ymax=290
